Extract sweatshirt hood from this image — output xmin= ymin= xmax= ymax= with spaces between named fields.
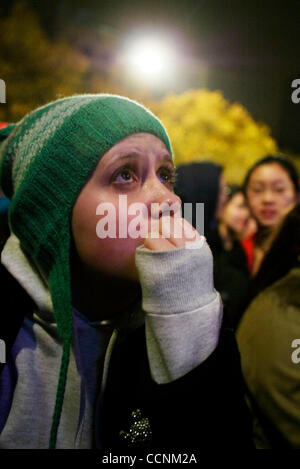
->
xmin=1 ymin=233 xmax=55 ymax=323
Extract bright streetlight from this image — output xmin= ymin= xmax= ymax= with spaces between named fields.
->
xmin=121 ymin=34 xmax=178 ymax=88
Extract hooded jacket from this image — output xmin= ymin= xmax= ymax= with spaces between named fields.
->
xmin=0 ymin=231 xmax=254 ymax=449
xmin=0 ymin=231 xmax=235 ymax=448
xmin=174 ymin=162 xmax=223 ymax=236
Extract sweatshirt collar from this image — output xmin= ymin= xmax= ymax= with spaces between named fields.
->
xmin=1 ymin=233 xmax=55 ymax=323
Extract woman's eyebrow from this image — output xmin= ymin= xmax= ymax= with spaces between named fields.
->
xmin=250 ymin=181 xmax=264 ymax=186
xmin=104 ymin=152 xmax=173 ymax=170
xmin=113 ymin=152 xmax=140 ymax=162
xmin=102 ymin=153 xmax=140 ymax=170
xmin=271 ymin=179 xmax=289 ymax=185
xmin=115 ymin=153 xmax=173 ymax=163
xmin=161 ymin=154 xmax=174 ymax=164
xmin=250 ymin=179 xmax=288 ymax=188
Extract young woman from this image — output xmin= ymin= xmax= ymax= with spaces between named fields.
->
xmin=243 ymin=155 xmax=299 ymax=276
xmin=207 ymin=185 xmax=256 ymax=329
xmin=0 ymin=94 xmax=252 ymax=450
xmin=218 ymin=185 xmax=256 ymax=250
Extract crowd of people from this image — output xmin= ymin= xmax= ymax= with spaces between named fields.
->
xmin=176 ymin=154 xmax=300 ymax=448
xmin=0 ymin=94 xmax=299 ymax=450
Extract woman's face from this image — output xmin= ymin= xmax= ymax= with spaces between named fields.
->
xmin=246 ymin=163 xmax=298 ymax=229
xmin=221 ymin=192 xmax=252 ymax=236
xmin=71 ymin=133 xmax=180 ymax=282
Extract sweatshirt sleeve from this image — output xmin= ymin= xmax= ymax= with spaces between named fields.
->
xmin=135 ymin=236 xmax=223 ymax=384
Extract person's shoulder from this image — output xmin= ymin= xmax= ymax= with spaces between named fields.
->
xmin=245 ymin=266 xmax=300 ymax=319
xmin=267 ymin=266 xmax=300 ymax=308
xmin=236 ymin=266 xmax=300 ymax=370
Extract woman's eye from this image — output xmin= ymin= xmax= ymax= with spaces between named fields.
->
xmin=250 ymin=187 xmax=262 ymax=193
xmin=158 ymin=167 xmax=176 ymax=187
xmin=113 ymin=168 xmax=135 ymax=184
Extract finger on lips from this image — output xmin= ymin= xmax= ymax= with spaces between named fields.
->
xmin=142 ymin=216 xmax=200 ymax=250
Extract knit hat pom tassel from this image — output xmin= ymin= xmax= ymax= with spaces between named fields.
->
xmin=47 ymin=237 xmax=73 ymax=449
xmin=49 ymin=336 xmax=71 ymax=449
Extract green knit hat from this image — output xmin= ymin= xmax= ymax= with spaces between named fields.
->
xmin=0 ymin=94 xmax=172 ymax=448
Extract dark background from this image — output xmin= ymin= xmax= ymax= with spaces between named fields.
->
xmin=1 ymin=0 xmax=300 ymax=153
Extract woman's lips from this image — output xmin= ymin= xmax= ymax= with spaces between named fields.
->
xmin=260 ymin=209 xmax=277 ymax=218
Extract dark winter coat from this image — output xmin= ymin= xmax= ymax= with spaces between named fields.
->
xmin=99 ymin=322 xmax=254 ymax=449
xmin=206 ymin=227 xmax=250 ymax=330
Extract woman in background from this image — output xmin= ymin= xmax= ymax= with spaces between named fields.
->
xmin=242 ymin=154 xmax=299 ymax=277
xmin=232 ymin=154 xmax=299 ymax=327
xmin=218 ymin=185 xmax=257 ymax=250
xmin=207 ymin=185 xmax=256 ymax=329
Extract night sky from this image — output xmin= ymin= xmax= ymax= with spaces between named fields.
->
xmin=2 ymin=0 xmax=300 ymax=152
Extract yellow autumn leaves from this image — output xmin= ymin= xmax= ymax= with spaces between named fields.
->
xmin=148 ymin=89 xmax=277 ymax=183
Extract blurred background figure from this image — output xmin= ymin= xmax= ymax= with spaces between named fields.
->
xmin=207 ymin=185 xmax=257 ymax=329
xmin=212 ymin=184 xmax=257 ymax=250
xmin=231 ymin=154 xmax=299 ymax=328
xmin=236 ymin=203 xmax=300 ymax=448
xmin=242 ymin=154 xmax=299 ymax=278
xmin=175 ymin=163 xmax=256 ymax=329
xmin=174 ymin=161 xmax=227 ymax=237
xmin=222 ymin=185 xmax=257 ymax=243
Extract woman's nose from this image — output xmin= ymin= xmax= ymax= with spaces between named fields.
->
xmin=146 ymin=179 xmax=182 ymax=218
xmin=262 ymin=189 xmax=276 ymax=203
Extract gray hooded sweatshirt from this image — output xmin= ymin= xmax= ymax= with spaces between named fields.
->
xmin=0 ymin=233 xmax=222 ymax=448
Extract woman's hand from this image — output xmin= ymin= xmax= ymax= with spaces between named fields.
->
xmin=143 ymin=216 xmax=201 ymax=251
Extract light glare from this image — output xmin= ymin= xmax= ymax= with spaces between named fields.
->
xmin=124 ymin=36 xmax=176 ymax=83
